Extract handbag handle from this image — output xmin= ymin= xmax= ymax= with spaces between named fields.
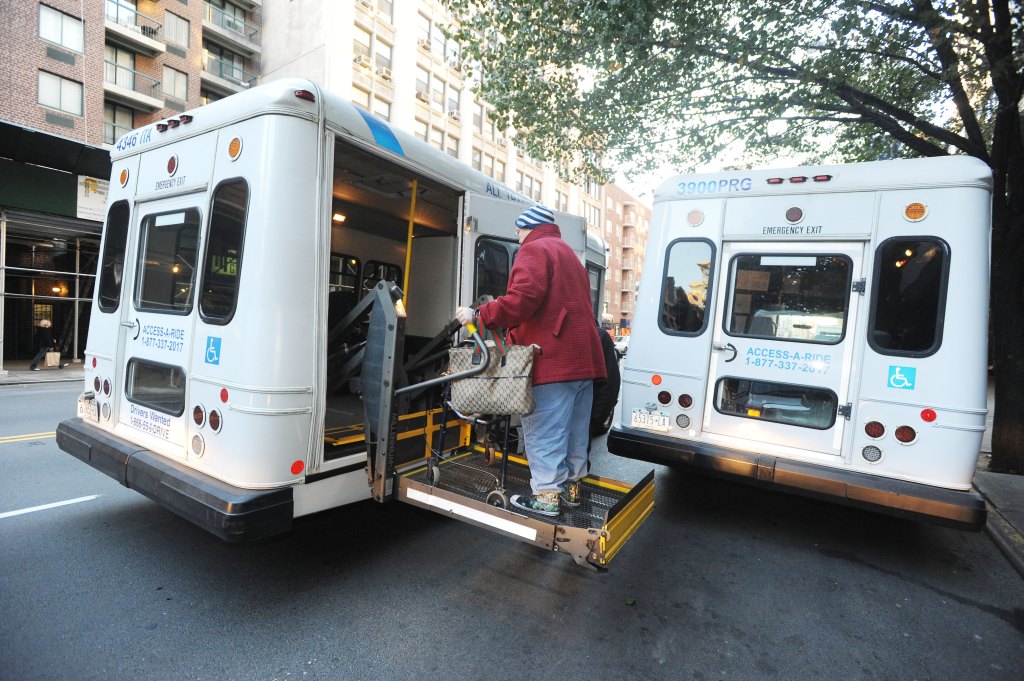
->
xmin=472 ymin=318 xmax=508 ymax=366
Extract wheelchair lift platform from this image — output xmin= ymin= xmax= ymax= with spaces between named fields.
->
xmin=359 ymin=282 xmax=655 ymax=570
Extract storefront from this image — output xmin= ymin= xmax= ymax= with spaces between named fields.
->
xmin=0 ymin=122 xmax=110 ymax=374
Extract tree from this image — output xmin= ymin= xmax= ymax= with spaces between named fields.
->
xmin=447 ymin=0 xmax=1024 ymax=471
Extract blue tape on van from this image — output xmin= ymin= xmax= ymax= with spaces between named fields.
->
xmin=356 ymin=109 xmax=405 ymax=157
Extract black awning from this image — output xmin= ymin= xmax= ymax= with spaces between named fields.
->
xmin=0 ymin=121 xmax=111 ymax=179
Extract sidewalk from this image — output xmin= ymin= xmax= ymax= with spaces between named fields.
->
xmin=0 ymin=359 xmax=85 ymax=386
xmin=1 ymin=359 xmax=1020 ymax=575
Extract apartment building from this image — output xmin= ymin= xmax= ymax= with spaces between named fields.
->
xmin=603 ymin=184 xmax=651 ymax=333
xmin=0 ymin=0 xmax=263 ymax=371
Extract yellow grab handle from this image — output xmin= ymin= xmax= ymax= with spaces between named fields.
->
xmin=464 ymin=321 xmax=478 ymax=336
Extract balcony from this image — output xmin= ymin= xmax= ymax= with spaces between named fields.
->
xmin=622 ymin=255 xmax=636 ymax=270
xmin=103 ymin=61 xmax=163 ymax=112
xmin=203 ymin=2 xmax=261 ymax=56
xmin=105 ymin=1 xmax=165 ymax=56
xmin=201 ymin=55 xmax=258 ymax=96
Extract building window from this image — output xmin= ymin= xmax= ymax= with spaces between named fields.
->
xmin=204 ymin=41 xmax=245 ymax=83
xmin=164 ymin=12 xmax=190 ymax=47
xmin=473 ymin=102 xmax=483 ymax=133
xmin=416 ymin=12 xmax=430 ymax=46
xmin=472 ymin=148 xmax=482 ymax=171
xmin=163 ymin=66 xmax=188 ymax=102
xmin=482 ymin=153 xmax=493 ymax=178
xmin=209 ymin=0 xmax=247 ymax=36
xmin=375 ymin=41 xmax=392 ymax=72
xmin=200 ymin=89 xmax=222 ymax=106
xmin=353 ymin=25 xmax=371 ymax=61
xmin=104 ymin=44 xmax=135 ymax=90
xmin=446 ymin=135 xmax=459 ymax=158
xmin=431 ymin=77 xmax=445 ymax=112
xmin=106 ymin=0 xmax=138 ymax=27
xmin=104 ymin=102 xmax=133 ymax=145
xmin=373 ymin=97 xmax=391 ymax=121
xmin=39 ymin=4 xmax=84 ymax=52
xmin=429 ymin=127 xmax=443 ymax=151
xmin=494 ymin=160 xmax=505 ymax=183
xmin=376 ymin=0 xmax=393 ymax=23
xmin=414 ymin=119 xmax=428 ymax=142
xmin=38 ymin=71 xmax=82 ymax=116
xmin=415 ymin=66 xmax=429 ymax=100
xmin=351 ymin=87 xmax=370 ymax=110
xmin=447 ymin=87 xmax=459 ymax=113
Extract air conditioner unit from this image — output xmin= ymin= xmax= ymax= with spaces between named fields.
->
xmin=415 ymin=90 xmax=430 ymax=103
xmin=417 ymin=38 xmax=431 ymax=50
xmin=376 ymin=67 xmax=392 ymax=81
xmin=447 ymin=110 xmax=461 ymax=121
xmin=353 ymin=55 xmax=371 ymax=68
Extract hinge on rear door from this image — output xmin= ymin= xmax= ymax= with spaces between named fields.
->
xmin=837 ymin=403 xmax=853 ymax=420
xmin=851 ymin=279 xmax=866 ymax=294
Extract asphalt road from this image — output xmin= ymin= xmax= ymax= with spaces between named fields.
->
xmin=1 ymin=383 xmax=1022 ymax=680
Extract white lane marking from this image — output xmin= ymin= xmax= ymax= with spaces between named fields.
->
xmin=0 ymin=495 xmax=100 ymax=519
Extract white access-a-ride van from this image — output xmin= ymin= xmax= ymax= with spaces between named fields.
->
xmin=608 ymin=156 xmax=990 ymax=529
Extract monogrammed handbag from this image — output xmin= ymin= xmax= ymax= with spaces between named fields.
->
xmin=448 ymin=332 xmax=537 ymax=415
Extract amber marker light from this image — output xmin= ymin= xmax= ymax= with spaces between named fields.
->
xmin=119 ymin=168 xmax=129 ymax=187
xmin=228 ymin=137 xmax=243 ymax=161
xmin=904 ymin=202 xmax=928 ymax=222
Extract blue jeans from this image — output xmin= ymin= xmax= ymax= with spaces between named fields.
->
xmin=520 ymin=380 xmax=593 ymax=494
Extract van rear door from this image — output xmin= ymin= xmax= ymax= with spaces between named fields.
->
xmin=113 ymin=192 xmax=204 ymax=460
xmin=700 ymin=241 xmax=865 ymax=456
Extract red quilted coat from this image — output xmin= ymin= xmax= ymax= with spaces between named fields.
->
xmin=477 ymin=224 xmax=607 ymax=386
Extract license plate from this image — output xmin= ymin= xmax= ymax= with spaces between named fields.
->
xmin=631 ymin=409 xmax=670 ymax=432
xmin=77 ymin=396 xmax=99 ymax=423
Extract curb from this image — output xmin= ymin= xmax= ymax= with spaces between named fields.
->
xmin=982 ymin=499 xmax=1024 ymax=580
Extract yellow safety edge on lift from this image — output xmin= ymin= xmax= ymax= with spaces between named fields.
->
xmin=598 ymin=469 xmax=655 ymax=565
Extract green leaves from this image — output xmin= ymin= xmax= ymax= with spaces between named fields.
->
xmin=443 ymin=0 xmax=1012 ymax=175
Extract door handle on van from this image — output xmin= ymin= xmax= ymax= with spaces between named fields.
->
xmin=712 ymin=342 xmax=738 ymax=362
xmin=120 ymin=320 xmax=137 ymax=328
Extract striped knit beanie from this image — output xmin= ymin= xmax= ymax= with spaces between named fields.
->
xmin=515 ymin=204 xmax=555 ymax=229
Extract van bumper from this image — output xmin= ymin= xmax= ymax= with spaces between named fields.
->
xmin=607 ymin=426 xmax=986 ymax=530
xmin=56 ymin=418 xmax=294 ymax=542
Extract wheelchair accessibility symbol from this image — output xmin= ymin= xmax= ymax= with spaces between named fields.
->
xmin=205 ymin=336 xmax=222 ymax=365
xmin=888 ymin=366 xmax=916 ymax=390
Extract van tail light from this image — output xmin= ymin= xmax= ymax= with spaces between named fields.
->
xmin=894 ymin=425 xmax=917 ymax=443
xmin=193 ymin=405 xmax=206 ymax=427
xmin=657 ymin=391 xmax=672 ymax=405
xmin=209 ymin=409 xmax=222 ymax=433
xmin=864 ymin=421 xmax=885 ymax=438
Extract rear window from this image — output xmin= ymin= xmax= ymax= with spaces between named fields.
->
xmin=659 ymin=238 xmax=715 ymax=335
xmin=125 ymin=358 xmax=185 ymax=416
xmin=97 ymin=201 xmax=130 ymax=313
xmin=714 ymin=377 xmax=838 ymax=430
xmin=200 ymin=180 xmax=249 ymax=323
xmin=135 ymin=208 xmax=201 ymax=314
xmin=868 ymin=237 xmax=949 ymax=356
xmin=724 ymin=254 xmax=851 ymax=344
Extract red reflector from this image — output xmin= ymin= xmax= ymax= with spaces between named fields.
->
xmin=679 ymin=393 xmax=694 ymax=408
xmin=921 ymin=408 xmax=937 ymax=422
xmin=651 ymin=374 xmax=662 ymax=386
xmin=291 ymin=460 xmax=305 ymax=475
xmin=813 ymin=174 xmax=832 ymax=182
xmin=894 ymin=425 xmax=917 ymax=443
xmin=91 ymin=356 xmax=97 ymax=368
xmin=167 ymin=119 xmax=180 ymax=128
xmin=766 ymin=178 xmax=784 ymax=185
xmin=156 ymin=123 xmax=168 ymax=132
xmin=220 ymin=388 xmax=229 ymax=403
xmin=657 ymin=391 xmax=671 ymax=405
xmin=789 ymin=176 xmax=808 ymax=183
xmin=864 ymin=421 xmax=885 ymax=438
xmin=294 ymin=89 xmax=316 ymax=102
xmin=179 ymin=115 xmax=193 ymax=124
